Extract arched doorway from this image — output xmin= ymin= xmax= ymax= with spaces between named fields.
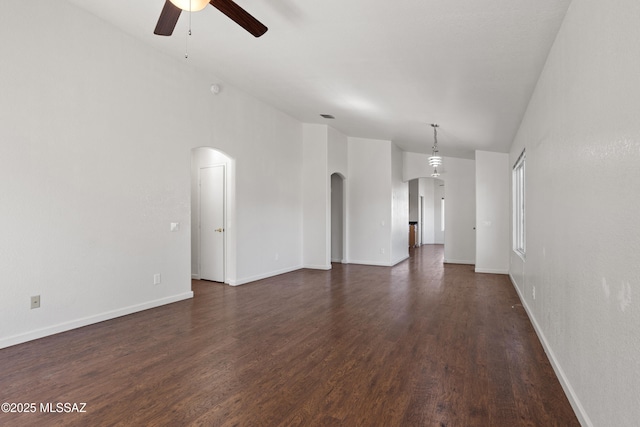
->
xmin=191 ymin=147 xmax=235 ymax=284
xmin=330 ymin=173 xmax=346 ymax=263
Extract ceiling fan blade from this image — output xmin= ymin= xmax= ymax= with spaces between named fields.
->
xmin=154 ymin=0 xmax=182 ymax=36
xmin=209 ymin=0 xmax=268 ymax=37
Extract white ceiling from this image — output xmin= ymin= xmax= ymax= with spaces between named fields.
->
xmin=66 ymin=0 xmax=571 ymax=158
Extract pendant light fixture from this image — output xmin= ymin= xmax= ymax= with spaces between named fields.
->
xmin=429 ymin=124 xmax=442 ymax=177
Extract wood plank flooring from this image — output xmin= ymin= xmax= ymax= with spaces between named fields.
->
xmin=0 ymin=245 xmax=579 ymax=426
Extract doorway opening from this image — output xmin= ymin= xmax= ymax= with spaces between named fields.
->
xmin=191 ymin=147 xmax=235 ymax=284
xmin=330 ymin=173 xmax=346 ymax=263
xmin=408 ymin=177 xmax=445 ymax=248
xmin=419 ymin=195 xmax=424 ymax=246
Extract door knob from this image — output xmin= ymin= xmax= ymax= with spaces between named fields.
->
xmin=215 ymin=228 xmax=224 ymax=232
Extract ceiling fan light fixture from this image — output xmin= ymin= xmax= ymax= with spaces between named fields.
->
xmin=155 ymin=0 xmax=268 ymax=38
xmin=169 ymin=0 xmax=209 ymax=12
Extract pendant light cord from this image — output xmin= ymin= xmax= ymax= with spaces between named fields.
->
xmin=432 ymin=124 xmax=438 ymax=152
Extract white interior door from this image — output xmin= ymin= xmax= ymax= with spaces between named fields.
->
xmin=200 ymin=165 xmax=225 ymax=282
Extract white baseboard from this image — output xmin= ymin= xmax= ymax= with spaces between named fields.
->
xmin=508 ymin=274 xmax=592 ymax=427
xmin=348 ymin=259 xmax=395 ymax=267
xmin=304 ymin=264 xmax=332 ymax=270
xmin=191 ymin=273 xmax=200 ymax=280
xmin=0 ymin=291 xmax=194 ymax=350
xmin=475 ymin=267 xmax=509 ymax=274
xmin=391 ymin=255 xmax=410 ymax=266
xmin=228 ymin=265 xmax=303 ymax=286
xmin=444 ymin=259 xmax=475 ymax=265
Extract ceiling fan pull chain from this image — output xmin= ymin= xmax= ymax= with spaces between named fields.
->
xmin=185 ymin=28 xmax=189 ymax=58
xmin=184 ymin=0 xmax=193 ymax=58
xmin=189 ymin=0 xmax=193 ymax=35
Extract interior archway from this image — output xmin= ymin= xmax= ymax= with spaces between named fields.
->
xmin=190 ymin=147 xmax=236 ymax=284
xmin=330 ymin=173 xmax=346 ymax=263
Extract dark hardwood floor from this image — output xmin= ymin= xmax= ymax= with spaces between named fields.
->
xmin=0 ymin=245 xmax=579 ymax=426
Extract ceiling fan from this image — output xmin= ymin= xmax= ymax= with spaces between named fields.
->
xmin=154 ymin=0 xmax=268 ymax=37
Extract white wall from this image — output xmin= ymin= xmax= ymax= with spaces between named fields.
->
xmin=404 ymin=153 xmax=475 ymax=264
xmin=348 ymin=137 xmax=394 ymax=265
xmin=328 ymin=126 xmax=348 ymax=177
xmin=302 ymin=124 xmax=330 ymax=269
xmin=442 ymin=158 xmax=476 ymax=264
xmin=390 ymin=143 xmax=409 ymax=265
xmin=229 ymin=99 xmax=303 ymax=285
xmin=433 ymin=180 xmax=446 ymax=245
xmin=0 ymin=0 xmax=303 ymax=347
xmin=508 ymin=0 xmax=640 ymax=425
xmin=296 ymin=134 xmax=405 ymax=268
xmin=409 ymin=179 xmax=421 ymax=245
xmin=475 ymin=151 xmax=509 ymax=274
xmin=420 ymin=178 xmax=436 ymax=244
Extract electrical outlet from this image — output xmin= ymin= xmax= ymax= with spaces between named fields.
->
xmin=31 ymin=295 xmax=40 ymax=309
xmin=380 ymin=248 xmax=385 ymax=254
xmin=275 ymin=253 xmax=279 ymax=261
xmin=153 ymin=274 xmax=161 ymax=285
xmin=532 ymin=286 xmax=536 ymax=300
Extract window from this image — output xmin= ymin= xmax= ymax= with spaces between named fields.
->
xmin=513 ymin=150 xmax=526 ymax=258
